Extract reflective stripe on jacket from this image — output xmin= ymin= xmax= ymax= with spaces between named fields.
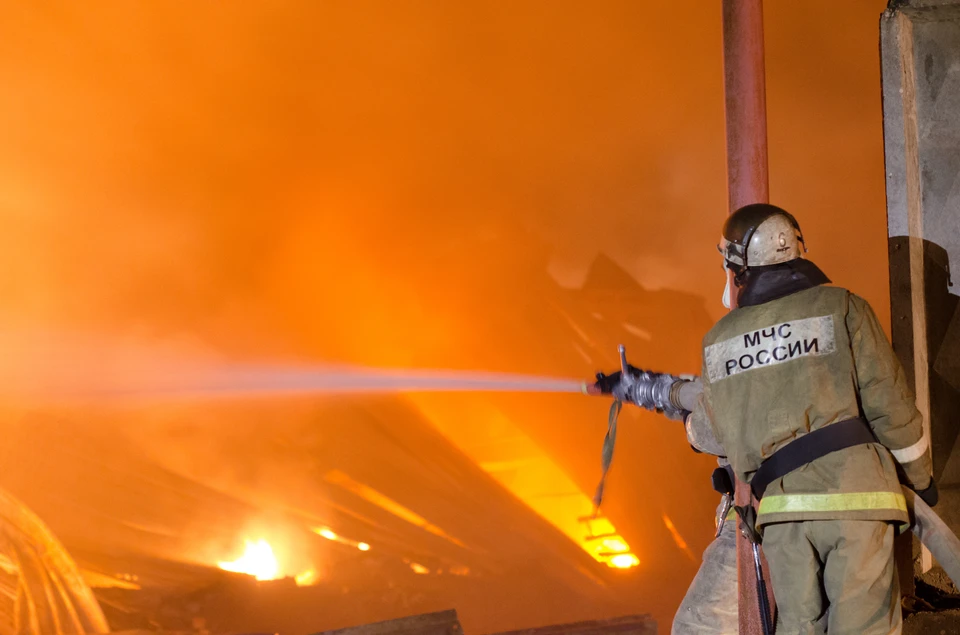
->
xmin=688 ymin=285 xmax=931 ymax=528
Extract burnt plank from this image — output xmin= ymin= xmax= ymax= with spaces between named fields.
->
xmin=312 ymin=609 xmax=463 ymax=635
xmin=488 ymin=615 xmax=656 ymax=635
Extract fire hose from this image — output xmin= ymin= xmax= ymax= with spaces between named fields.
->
xmin=906 ymin=486 xmax=960 ymax=586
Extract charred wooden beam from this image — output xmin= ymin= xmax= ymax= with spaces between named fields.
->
xmin=311 ymin=609 xmax=464 ymax=635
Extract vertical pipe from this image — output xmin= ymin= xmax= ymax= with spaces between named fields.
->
xmin=720 ymin=0 xmax=775 ymax=633
xmin=722 ymin=0 xmax=770 ymax=213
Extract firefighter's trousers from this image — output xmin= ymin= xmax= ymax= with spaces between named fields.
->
xmin=671 ymin=503 xmax=738 ymax=635
xmin=763 ymin=519 xmax=901 ymax=635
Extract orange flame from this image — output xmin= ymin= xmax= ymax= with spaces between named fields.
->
xmin=217 ymin=538 xmax=318 ymax=585
xmin=609 ymin=553 xmax=640 ymax=569
xmin=217 ymin=539 xmax=280 ymax=581
xmin=295 ymin=570 xmax=318 ymax=586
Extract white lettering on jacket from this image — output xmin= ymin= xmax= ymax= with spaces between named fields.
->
xmin=705 ymin=315 xmax=837 ymax=382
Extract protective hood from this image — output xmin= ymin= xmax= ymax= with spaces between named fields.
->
xmin=722 ymin=276 xmax=733 ymax=310
xmin=736 ymin=259 xmax=831 ymax=307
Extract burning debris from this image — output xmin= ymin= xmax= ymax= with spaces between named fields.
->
xmin=0 ymin=251 xmax=706 ymax=633
xmin=217 ymin=539 xmax=281 ymax=582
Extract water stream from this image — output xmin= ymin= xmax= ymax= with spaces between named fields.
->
xmin=0 ymin=330 xmax=594 ymax=404
xmin=98 ymin=365 xmax=591 ymax=402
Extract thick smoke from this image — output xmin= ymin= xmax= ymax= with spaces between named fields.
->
xmin=0 ymin=1 xmax=889 ymax=632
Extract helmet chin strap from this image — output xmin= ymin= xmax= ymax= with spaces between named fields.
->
xmin=722 ymin=276 xmax=733 ymax=309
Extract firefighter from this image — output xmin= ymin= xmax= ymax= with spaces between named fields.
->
xmin=596 ymin=203 xmax=937 ymax=634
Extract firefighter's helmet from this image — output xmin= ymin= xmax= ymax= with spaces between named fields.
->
xmin=719 ymin=203 xmax=806 ymax=273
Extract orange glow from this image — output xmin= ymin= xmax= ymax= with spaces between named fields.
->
xmin=217 ymin=538 xmax=318 ymax=584
xmin=324 ymin=470 xmax=464 ymax=547
xmin=411 ymin=398 xmax=639 ymax=568
xmin=600 ymin=537 xmax=630 ymax=553
xmin=311 ymin=525 xmax=372 ymax=553
xmin=295 ymin=570 xmax=318 ymax=586
xmin=0 ymin=3 xmax=893 ymax=632
xmin=409 ymin=562 xmax=430 ymax=575
xmin=662 ymin=514 xmax=696 ymax=562
xmin=217 ymin=539 xmax=280 ymax=581
xmin=582 ymin=515 xmax=640 ymax=569
xmin=609 ymin=554 xmax=640 ymax=569
xmin=80 ymin=570 xmax=141 ymax=590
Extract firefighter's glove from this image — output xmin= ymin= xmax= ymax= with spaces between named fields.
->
xmin=915 ymin=478 xmax=939 ymax=508
xmin=593 ymin=365 xmax=640 ymax=395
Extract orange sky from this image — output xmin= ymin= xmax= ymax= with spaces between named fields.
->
xmin=0 ymin=1 xmax=892 ymax=631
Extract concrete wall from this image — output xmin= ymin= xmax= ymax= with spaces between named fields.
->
xmin=881 ymin=1 xmax=960 ymax=543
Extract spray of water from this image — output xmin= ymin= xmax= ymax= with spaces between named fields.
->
xmin=99 ymin=365 xmax=591 ymax=402
xmin=0 ymin=328 xmax=592 ymax=405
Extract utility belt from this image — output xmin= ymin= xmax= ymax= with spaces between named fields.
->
xmin=712 ymin=417 xmax=877 ymax=542
xmin=749 ymin=416 xmax=876 ymax=499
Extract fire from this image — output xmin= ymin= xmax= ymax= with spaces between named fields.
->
xmin=581 ymin=516 xmax=639 ymax=569
xmin=409 ymin=562 xmax=430 ymax=575
xmin=609 ymin=554 xmax=640 ymax=569
xmin=295 ymin=570 xmax=318 ymax=586
xmin=600 ymin=537 xmax=629 ymax=553
xmin=217 ymin=537 xmax=319 ymax=585
xmin=217 ymin=539 xmax=280 ymax=581
xmin=409 ymin=400 xmax=640 ymax=569
xmin=312 ymin=526 xmax=372 ymax=552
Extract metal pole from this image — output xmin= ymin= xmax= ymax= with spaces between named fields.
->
xmin=722 ymin=0 xmax=770 ymax=212
xmin=720 ymin=0 xmax=776 ymax=632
